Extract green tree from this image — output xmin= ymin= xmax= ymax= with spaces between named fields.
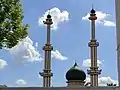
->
xmin=0 ymin=0 xmax=28 ymax=49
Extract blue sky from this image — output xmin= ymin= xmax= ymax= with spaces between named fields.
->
xmin=0 ymin=0 xmax=117 ymax=87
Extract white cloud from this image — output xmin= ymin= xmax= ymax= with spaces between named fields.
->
xmin=82 ymin=11 xmax=115 ymax=27
xmin=0 ymin=59 xmax=8 ymax=69
xmin=16 ymin=79 xmax=27 ymax=86
xmin=9 ymin=36 xmax=43 ymax=63
xmin=103 ymin=20 xmax=116 ymax=27
xmin=51 ymin=50 xmax=68 ymax=60
xmin=38 ymin=7 xmax=69 ymax=30
xmin=99 ymin=76 xmax=118 ymax=86
xmin=86 ymin=76 xmax=118 ymax=86
xmin=82 ymin=59 xmax=102 ymax=67
xmin=82 ymin=11 xmax=110 ymax=22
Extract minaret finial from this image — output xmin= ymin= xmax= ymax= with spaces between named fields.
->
xmin=92 ymin=4 xmax=94 ymax=9
xmin=75 ymin=60 xmax=77 ymax=63
xmin=46 ymin=9 xmax=52 ymax=19
xmin=90 ymin=4 xmax=96 ymax=14
xmin=74 ymin=60 xmax=77 ymax=66
xmin=48 ymin=9 xmax=51 ymax=15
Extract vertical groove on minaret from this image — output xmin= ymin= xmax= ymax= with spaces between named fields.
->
xmin=87 ymin=8 xmax=102 ymax=87
xmin=39 ymin=13 xmax=53 ymax=87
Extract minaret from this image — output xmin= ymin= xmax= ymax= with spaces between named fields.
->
xmin=87 ymin=8 xmax=101 ymax=87
xmin=39 ymin=13 xmax=53 ymax=87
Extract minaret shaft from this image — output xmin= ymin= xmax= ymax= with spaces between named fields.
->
xmin=46 ymin=25 xmax=51 ymax=44
xmin=91 ymin=75 xmax=98 ymax=86
xmin=91 ymin=20 xmax=95 ymax=39
xmin=90 ymin=44 xmax=99 ymax=86
xmin=40 ymin=15 xmax=53 ymax=88
xmin=44 ymin=25 xmax=51 ymax=70
xmin=44 ymin=51 xmax=51 ymax=69
xmin=91 ymin=46 xmax=97 ymax=67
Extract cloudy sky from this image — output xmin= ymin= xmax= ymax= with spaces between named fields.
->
xmin=0 ymin=0 xmax=117 ymax=87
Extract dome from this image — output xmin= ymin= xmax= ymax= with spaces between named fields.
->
xmin=66 ymin=62 xmax=86 ymax=81
xmin=47 ymin=14 xmax=51 ymax=18
xmin=90 ymin=9 xmax=96 ymax=13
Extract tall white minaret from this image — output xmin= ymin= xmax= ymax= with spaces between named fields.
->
xmin=87 ymin=8 xmax=102 ymax=87
xmin=115 ymin=0 xmax=120 ymax=86
xmin=39 ymin=13 xmax=53 ymax=87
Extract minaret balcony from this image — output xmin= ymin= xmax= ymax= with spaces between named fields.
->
xmin=87 ymin=69 xmax=102 ymax=75
xmin=43 ymin=44 xmax=53 ymax=51
xmin=39 ymin=72 xmax=53 ymax=77
xmin=89 ymin=15 xmax=97 ymax=20
xmin=90 ymin=66 xmax=99 ymax=70
xmin=43 ymin=19 xmax=53 ymax=25
xmin=88 ymin=40 xmax=99 ymax=47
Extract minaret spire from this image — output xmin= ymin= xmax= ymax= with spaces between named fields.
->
xmin=87 ymin=8 xmax=102 ymax=87
xmin=40 ymin=11 xmax=53 ymax=87
xmin=92 ymin=4 xmax=94 ymax=10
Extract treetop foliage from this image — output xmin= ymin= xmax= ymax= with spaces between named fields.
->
xmin=0 ymin=0 xmax=28 ymax=49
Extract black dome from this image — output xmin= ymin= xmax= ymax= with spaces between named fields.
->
xmin=47 ymin=14 xmax=51 ymax=18
xmin=90 ymin=9 xmax=96 ymax=13
xmin=66 ymin=62 xmax=86 ymax=81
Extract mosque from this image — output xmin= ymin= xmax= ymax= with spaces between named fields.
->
xmin=40 ymin=8 xmax=101 ymax=88
xmin=0 ymin=0 xmax=120 ymax=90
